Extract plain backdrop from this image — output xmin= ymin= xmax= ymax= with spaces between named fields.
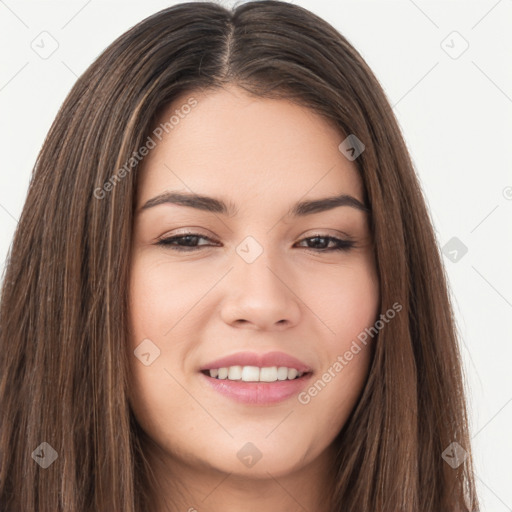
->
xmin=0 ymin=0 xmax=511 ymax=509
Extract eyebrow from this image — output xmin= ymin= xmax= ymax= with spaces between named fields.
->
xmin=139 ymin=191 xmax=370 ymax=216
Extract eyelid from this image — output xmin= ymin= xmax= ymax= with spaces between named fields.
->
xmin=155 ymin=227 xmax=217 ymax=242
xmin=157 ymin=227 xmax=353 ymax=242
xmin=155 ymin=230 xmax=356 ymax=253
xmin=302 ymin=228 xmax=353 ymax=239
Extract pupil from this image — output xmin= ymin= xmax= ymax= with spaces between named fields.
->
xmin=311 ymin=237 xmax=326 ymax=248
xmin=183 ymin=236 xmax=197 ymax=245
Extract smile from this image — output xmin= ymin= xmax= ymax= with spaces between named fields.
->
xmin=203 ymin=365 xmax=305 ymax=382
xmin=199 ymin=368 xmax=313 ymax=405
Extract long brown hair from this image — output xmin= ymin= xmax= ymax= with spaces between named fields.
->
xmin=0 ymin=1 xmax=478 ymax=510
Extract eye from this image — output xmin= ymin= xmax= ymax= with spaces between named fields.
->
xmin=155 ymin=232 xmax=355 ymax=253
xmin=295 ymin=235 xmax=355 ymax=252
xmin=156 ymin=233 xmax=217 ymax=252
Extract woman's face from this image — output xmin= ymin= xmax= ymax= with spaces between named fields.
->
xmin=128 ymin=85 xmax=380 ymax=481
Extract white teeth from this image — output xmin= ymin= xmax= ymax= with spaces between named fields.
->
xmin=228 ymin=365 xmax=242 ymax=380
xmin=260 ymin=367 xmax=277 ymax=382
xmin=277 ymin=367 xmax=288 ymax=380
xmin=241 ymin=366 xmax=260 ymax=382
xmin=287 ymin=368 xmax=298 ymax=379
xmin=207 ymin=365 xmax=305 ymax=382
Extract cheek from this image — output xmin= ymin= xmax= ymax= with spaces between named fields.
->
xmin=311 ymin=257 xmax=380 ymax=346
xmin=296 ymin=259 xmax=379 ymax=415
xmin=128 ymin=256 xmax=204 ymax=341
xmin=127 ymin=257 xmax=189 ymax=424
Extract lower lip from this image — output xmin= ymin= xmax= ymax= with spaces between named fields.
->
xmin=199 ymin=371 xmax=313 ymax=405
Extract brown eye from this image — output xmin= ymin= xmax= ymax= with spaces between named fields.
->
xmin=156 ymin=233 xmax=218 ymax=252
xmin=295 ymin=235 xmax=355 ymax=252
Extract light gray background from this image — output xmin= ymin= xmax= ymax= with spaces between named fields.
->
xmin=1 ymin=0 xmax=511 ymax=509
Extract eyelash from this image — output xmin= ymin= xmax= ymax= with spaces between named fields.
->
xmin=155 ymin=233 xmax=355 ymax=253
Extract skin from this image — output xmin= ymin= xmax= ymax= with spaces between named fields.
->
xmin=127 ymin=84 xmax=380 ymax=512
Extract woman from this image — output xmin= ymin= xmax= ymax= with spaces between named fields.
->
xmin=0 ymin=1 xmax=479 ymax=510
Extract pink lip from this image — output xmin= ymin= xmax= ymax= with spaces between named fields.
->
xmin=198 ymin=351 xmax=313 ymax=405
xmin=199 ymin=372 xmax=313 ymax=405
xmin=199 ymin=351 xmax=312 ymax=373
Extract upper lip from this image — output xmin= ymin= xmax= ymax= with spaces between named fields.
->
xmin=200 ymin=351 xmax=312 ymax=373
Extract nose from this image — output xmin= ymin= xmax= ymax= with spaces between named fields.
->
xmin=219 ymin=247 xmax=302 ymax=331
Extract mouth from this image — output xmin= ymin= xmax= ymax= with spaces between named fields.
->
xmin=198 ymin=365 xmax=314 ymax=405
xmin=200 ymin=366 xmax=310 ymax=382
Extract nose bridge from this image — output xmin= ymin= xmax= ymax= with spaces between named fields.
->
xmin=219 ymin=234 xmax=301 ymax=329
xmin=234 ymin=235 xmax=285 ymax=298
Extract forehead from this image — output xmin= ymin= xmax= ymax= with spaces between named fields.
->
xmin=137 ymin=85 xmax=364 ymax=208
